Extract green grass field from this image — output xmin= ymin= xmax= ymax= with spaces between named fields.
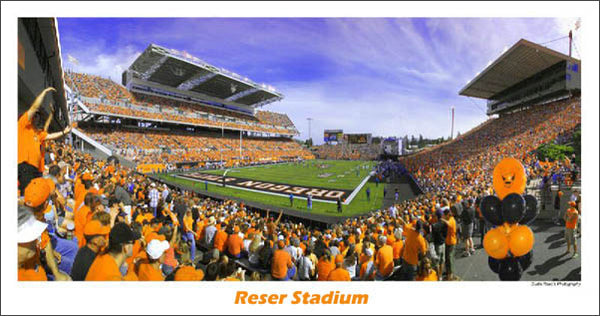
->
xmin=153 ymin=160 xmax=384 ymax=217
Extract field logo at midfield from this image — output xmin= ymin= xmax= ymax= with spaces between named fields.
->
xmin=178 ymin=172 xmax=350 ymax=202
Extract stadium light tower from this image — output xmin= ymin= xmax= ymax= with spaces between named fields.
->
xmin=307 ymin=118 xmax=313 ymax=144
xmin=450 ymin=106 xmax=455 ymax=140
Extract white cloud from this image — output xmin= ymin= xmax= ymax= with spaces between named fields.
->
xmin=64 ymin=45 xmax=141 ymax=83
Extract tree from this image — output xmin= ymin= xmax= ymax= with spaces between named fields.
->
xmin=305 ymin=138 xmax=313 ymax=148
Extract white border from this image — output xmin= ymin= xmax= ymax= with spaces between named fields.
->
xmin=2 ymin=2 xmax=599 ymax=316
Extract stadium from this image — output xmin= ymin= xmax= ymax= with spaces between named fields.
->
xmin=16 ymin=17 xmax=582 ymax=283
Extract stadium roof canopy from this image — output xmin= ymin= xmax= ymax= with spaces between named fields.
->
xmin=459 ymin=39 xmax=580 ymax=99
xmin=127 ymin=44 xmax=283 ymax=107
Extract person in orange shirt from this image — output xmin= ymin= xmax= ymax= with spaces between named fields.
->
xmin=226 ymin=226 xmax=244 ymax=258
xmin=441 ymin=209 xmax=457 ymax=280
xmin=22 ymin=179 xmax=71 ymax=281
xmin=85 ymin=222 xmax=140 ymax=281
xmin=392 ymin=230 xmax=404 ymax=266
xmin=18 ymin=206 xmax=50 ymax=281
xmin=271 ymin=240 xmax=294 ymax=280
xmin=74 ymin=193 xmax=98 ymax=248
xmin=137 ymin=238 xmax=170 ymax=281
xmin=563 ymin=201 xmax=579 ymax=258
xmin=359 ymin=248 xmax=376 ymax=281
xmin=400 ymin=221 xmax=427 ymax=281
xmin=70 ymin=220 xmax=110 ymax=281
xmin=181 ymin=210 xmax=197 ymax=262
xmin=18 ymin=87 xmax=74 ymax=193
xmin=213 ymin=225 xmax=228 ymax=253
xmin=416 ymin=257 xmax=438 ymax=281
xmin=316 ymin=251 xmax=335 ymax=281
xmin=174 ymin=266 xmax=204 ymax=281
xmin=327 ymin=255 xmax=351 ymax=281
xmin=374 ymin=235 xmax=394 ymax=280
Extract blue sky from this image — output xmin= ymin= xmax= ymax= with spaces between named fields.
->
xmin=57 ymin=18 xmax=581 ymax=144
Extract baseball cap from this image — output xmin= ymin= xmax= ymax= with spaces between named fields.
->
xmin=17 ymin=206 xmax=47 ymax=243
xmin=146 ymin=239 xmax=170 ymax=260
xmin=84 ymin=220 xmax=111 ymax=236
xmin=24 ymin=178 xmax=53 ymax=208
xmin=109 ymin=222 xmax=139 ymax=246
xmin=82 ymin=173 xmax=93 ymax=181
xmin=335 ymin=254 xmax=344 ymax=264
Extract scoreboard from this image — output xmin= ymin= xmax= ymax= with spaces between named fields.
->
xmin=346 ymin=133 xmax=371 ymax=144
xmin=324 ymin=129 xmax=343 ymax=142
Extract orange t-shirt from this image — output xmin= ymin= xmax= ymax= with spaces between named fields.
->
xmin=18 ymin=257 xmax=47 ymax=281
xmin=402 ymin=230 xmax=427 ymax=266
xmin=225 ymin=234 xmax=244 ymax=256
xmin=565 ymin=208 xmax=579 ymax=229
xmin=137 ymin=261 xmax=165 ymax=281
xmin=74 ymin=205 xmax=92 ymax=248
xmin=375 ymin=245 xmax=394 ymax=277
xmin=445 ymin=217 xmax=457 ymax=246
xmin=359 ymin=261 xmax=375 ymax=280
xmin=416 ymin=269 xmax=438 ymax=281
xmin=327 ymin=268 xmax=351 ymax=281
xmin=18 ymin=114 xmax=47 ymax=172
xmin=213 ymin=230 xmax=228 ymax=252
xmin=271 ymin=249 xmax=292 ymax=279
xmin=86 ymin=254 xmax=126 ymax=281
xmin=183 ymin=216 xmax=194 ymax=233
xmin=316 ymin=258 xmax=335 ymax=281
xmin=392 ymin=240 xmax=404 ymax=260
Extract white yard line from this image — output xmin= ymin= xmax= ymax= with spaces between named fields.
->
xmin=343 ymin=173 xmax=372 ymax=205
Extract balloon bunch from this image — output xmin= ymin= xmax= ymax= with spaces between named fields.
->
xmin=480 ymin=158 xmax=539 ymax=281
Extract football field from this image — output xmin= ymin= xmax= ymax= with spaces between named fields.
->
xmin=154 ymin=160 xmax=384 ymax=217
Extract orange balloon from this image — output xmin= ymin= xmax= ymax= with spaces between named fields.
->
xmin=483 ymin=227 xmax=509 ymax=259
xmin=508 ymin=225 xmax=534 ymax=257
xmin=493 ymin=158 xmax=527 ymax=200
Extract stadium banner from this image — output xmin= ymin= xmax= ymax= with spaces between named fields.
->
xmin=346 ymin=133 xmax=371 ymax=144
xmin=175 ymin=161 xmax=201 ymax=169
xmin=136 ymin=163 xmax=166 ymax=174
xmin=177 ymin=172 xmax=352 ymax=202
xmin=324 ymin=129 xmax=343 ymax=142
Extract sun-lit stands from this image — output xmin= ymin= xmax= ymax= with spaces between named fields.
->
xmin=65 ymin=71 xmax=298 ymax=135
xmin=314 ymin=143 xmax=380 ymax=161
xmin=255 ymin=111 xmax=295 ymax=128
xmin=82 ymin=127 xmax=314 ymax=166
xmin=402 ymin=97 xmax=581 ymax=195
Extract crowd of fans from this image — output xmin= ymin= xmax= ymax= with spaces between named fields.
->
xmin=18 ymin=86 xmax=582 ymax=282
xmin=401 ymin=97 xmax=581 ymax=196
xmin=315 ymin=143 xmax=381 ymax=161
xmin=65 ymin=71 xmax=298 ymax=135
xmin=82 ymin=127 xmax=314 ymax=166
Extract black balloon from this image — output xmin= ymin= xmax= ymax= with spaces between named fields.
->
xmin=498 ymin=257 xmax=523 ymax=281
xmin=517 ymin=251 xmax=533 ymax=271
xmin=480 ymin=195 xmax=503 ymax=226
xmin=488 ymin=256 xmax=502 ymax=274
xmin=501 ymin=193 xmax=525 ymax=224
xmin=519 ymin=195 xmax=539 ymax=225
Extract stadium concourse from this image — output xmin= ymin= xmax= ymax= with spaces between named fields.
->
xmin=17 ymin=92 xmax=581 ymax=281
